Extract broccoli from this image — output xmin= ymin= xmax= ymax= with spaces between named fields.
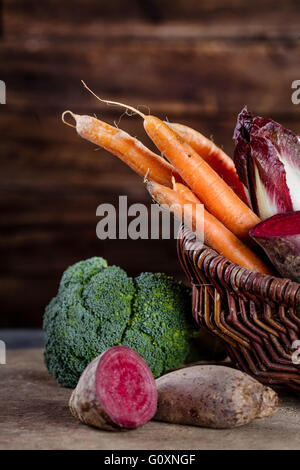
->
xmin=122 ymin=272 xmax=197 ymax=377
xmin=43 ymin=257 xmax=222 ymax=388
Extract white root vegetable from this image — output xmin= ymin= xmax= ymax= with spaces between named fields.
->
xmin=155 ymin=365 xmax=279 ymax=428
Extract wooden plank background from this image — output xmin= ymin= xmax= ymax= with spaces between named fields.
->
xmin=1 ymin=0 xmax=300 ymax=327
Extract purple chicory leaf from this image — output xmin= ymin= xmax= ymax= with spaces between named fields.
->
xmin=233 ymin=106 xmax=255 ymax=208
xmin=233 ymin=106 xmax=300 ymax=219
xmin=250 ymin=134 xmax=294 ymax=219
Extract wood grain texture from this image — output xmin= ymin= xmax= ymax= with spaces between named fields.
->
xmin=0 ymin=349 xmax=299 ymax=450
xmin=2 ymin=38 xmax=300 ymax=115
xmin=4 ymin=0 xmax=300 ymax=29
xmin=1 ymin=0 xmax=300 ymax=327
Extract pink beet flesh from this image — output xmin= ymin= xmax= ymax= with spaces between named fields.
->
xmin=251 ymin=211 xmax=300 ymax=237
xmin=96 ymin=346 xmax=157 ymax=429
xmin=250 ymin=211 xmax=300 ymax=282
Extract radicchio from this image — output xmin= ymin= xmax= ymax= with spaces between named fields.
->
xmin=233 ymin=106 xmax=300 ymax=219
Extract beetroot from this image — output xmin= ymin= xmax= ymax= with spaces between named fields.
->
xmin=250 ymin=211 xmax=300 ymax=282
xmin=69 ymin=346 xmax=158 ymax=431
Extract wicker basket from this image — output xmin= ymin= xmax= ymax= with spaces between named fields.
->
xmin=177 ymin=226 xmax=300 ymax=391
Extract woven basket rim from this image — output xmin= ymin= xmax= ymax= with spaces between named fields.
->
xmin=178 ymin=225 xmax=300 ymax=309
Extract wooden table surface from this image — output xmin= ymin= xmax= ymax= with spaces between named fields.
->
xmin=1 ymin=348 xmax=300 ymax=450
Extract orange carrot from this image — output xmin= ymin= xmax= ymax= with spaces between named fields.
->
xmin=172 ymin=179 xmax=201 ymax=204
xmin=140 ymin=116 xmax=261 ymax=243
xmin=62 ymin=111 xmax=181 ymax=188
xmin=74 ymin=87 xmax=258 ymax=242
xmin=167 ymin=122 xmax=248 ymax=204
xmin=147 ymin=180 xmax=273 ymax=275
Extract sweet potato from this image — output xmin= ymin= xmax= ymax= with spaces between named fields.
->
xmin=155 ymin=365 xmax=279 ymax=428
xmin=69 ymin=346 xmax=158 ymax=431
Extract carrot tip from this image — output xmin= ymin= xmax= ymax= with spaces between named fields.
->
xmin=62 ymin=110 xmax=77 ymax=128
xmin=81 ymin=80 xmax=146 ymax=119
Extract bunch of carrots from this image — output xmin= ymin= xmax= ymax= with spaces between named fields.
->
xmin=62 ymin=84 xmax=273 ymax=275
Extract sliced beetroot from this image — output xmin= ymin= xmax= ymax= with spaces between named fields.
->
xmin=250 ymin=211 xmax=300 ymax=282
xmin=69 ymin=346 xmax=157 ymax=431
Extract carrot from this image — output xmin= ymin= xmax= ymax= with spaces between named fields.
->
xmin=147 ymin=180 xmax=273 ymax=275
xmin=172 ymin=179 xmax=201 ymax=204
xmin=76 ymin=85 xmax=259 ymax=242
xmin=62 ymin=111 xmax=181 ymax=188
xmin=167 ymin=122 xmax=248 ymax=204
xmin=143 ymin=116 xmax=262 ymax=243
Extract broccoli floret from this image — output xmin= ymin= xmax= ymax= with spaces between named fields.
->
xmin=122 ymin=272 xmax=196 ymax=377
xmin=44 ymin=258 xmax=134 ymax=387
xmin=44 ymin=257 xmax=223 ymax=388
xmin=82 ymin=266 xmax=135 ymax=348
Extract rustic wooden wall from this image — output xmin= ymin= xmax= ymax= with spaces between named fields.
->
xmin=1 ymin=0 xmax=300 ymax=327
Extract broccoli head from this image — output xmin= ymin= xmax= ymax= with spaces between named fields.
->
xmin=44 ymin=257 xmax=223 ymax=388
xmin=122 ymin=272 xmax=197 ymax=377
